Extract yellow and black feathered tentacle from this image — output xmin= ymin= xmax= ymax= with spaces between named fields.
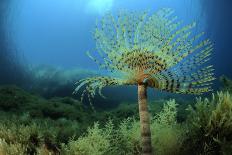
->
xmin=73 ymin=76 xmax=126 ymax=105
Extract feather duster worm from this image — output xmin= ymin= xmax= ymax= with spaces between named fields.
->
xmin=74 ymin=8 xmax=215 ymax=154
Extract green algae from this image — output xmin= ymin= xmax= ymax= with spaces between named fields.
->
xmin=0 ymin=85 xmax=232 ymax=154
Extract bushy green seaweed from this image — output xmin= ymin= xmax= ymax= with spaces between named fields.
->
xmin=62 ymin=100 xmax=185 ymax=155
xmin=63 ymin=122 xmax=113 ymax=155
xmin=1 ymin=85 xmax=232 ymax=154
xmin=184 ymin=91 xmax=232 ymax=154
xmin=0 ymin=85 xmax=90 ymax=122
xmin=0 ymin=138 xmax=26 ymax=155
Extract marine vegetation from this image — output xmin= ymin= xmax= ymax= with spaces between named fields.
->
xmin=74 ymin=8 xmax=215 ymax=154
xmin=183 ymin=91 xmax=232 ymax=154
xmin=219 ymin=75 xmax=232 ymax=93
xmin=62 ymin=100 xmax=184 ymax=155
xmin=1 ymin=85 xmax=232 ymax=154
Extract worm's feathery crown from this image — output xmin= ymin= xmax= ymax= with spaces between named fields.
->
xmin=74 ymin=8 xmax=215 ymax=101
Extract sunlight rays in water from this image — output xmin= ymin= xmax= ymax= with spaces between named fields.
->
xmin=86 ymin=0 xmax=114 ymax=15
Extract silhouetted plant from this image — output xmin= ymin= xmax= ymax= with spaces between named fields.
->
xmin=220 ymin=75 xmax=232 ymax=93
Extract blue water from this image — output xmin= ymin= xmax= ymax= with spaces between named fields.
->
xmin=7 ymin=0 xmax=209 ymax=69
xmin=1 ymin=0 xmax=232 ymax=100
xmin=0 ymin=2 xmax=232 ymax=154
xmin=6 ymin=0 xmax=231 ymax=76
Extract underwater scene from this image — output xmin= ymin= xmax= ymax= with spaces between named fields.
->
xmin=0 ymin=0 xmax=232 ymax=154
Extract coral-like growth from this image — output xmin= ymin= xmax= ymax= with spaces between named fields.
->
xmin=74 ymin=8 xmax=215 ymax=100
xmin=74 ymin=8 xmax=215 ymax=154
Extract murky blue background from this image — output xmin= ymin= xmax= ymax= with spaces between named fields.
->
xmin=6 ymin=0 xmax=231 ymax=73
xmin=0 ymin=0 xmax=232 ymax=103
